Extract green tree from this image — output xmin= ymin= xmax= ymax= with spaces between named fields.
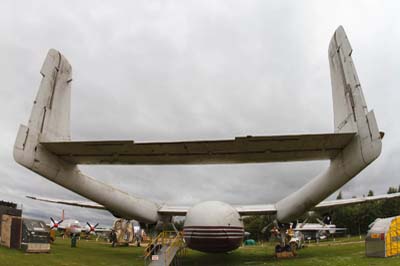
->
xmin=243 ymin=215 xmax=274 ymax=241
xmin=332 ymin=186 xmax=400 ymax=235
xmin=387 ymin=187 xmax=398 ymax=194
xmin=336 ymin=191 xmax=343 ymax=200
xmin=368 ymin=190 xmax=374 ymax=197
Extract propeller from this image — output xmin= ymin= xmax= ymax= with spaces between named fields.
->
xmin=50 ymin=217 xmax=63 ymax=229
xmin=299 ymin=211 xmax=332 ymax=226
xmin=86 ymin=222 xmax=99 ymax=234
xmin=316 ymin=218 xmax=326 ymax=226
xmin=261 ymin=220 xmax=279 ymax=234
xmin=322 ymin=214 xmax=332 ymax=225
xmin=298 ymin=216 xmax=310 ymax=228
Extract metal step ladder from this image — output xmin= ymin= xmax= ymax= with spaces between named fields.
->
xmin=144 ymin=231 xmax=185 ymax=266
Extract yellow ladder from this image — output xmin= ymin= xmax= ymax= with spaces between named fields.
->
xmin=144 ymin=231 xmax=185 ymax=266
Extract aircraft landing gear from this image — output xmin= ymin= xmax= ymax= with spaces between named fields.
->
xmin=272 ymin=223 xmax=296 ymax=258
xmin=289 ymin=242 xmax=298 ymax=253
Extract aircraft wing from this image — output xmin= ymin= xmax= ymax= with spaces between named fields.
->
xmin=158 ymin=193 xmax=400 ymax=216
xmin=233 ymin=204 xmax=277 ymax=215
xmin=313 ymin=192 xmax=400 ymax=210
xmin=26 ymin=196 xmax=107 ymax=210
xmin=54 ymin=225 xmax=68 ymax=231
xmin=157 ymin=206 xmax=190 ymax=216
xmin=91 ymin=227 xmax=112 ymax=233
xmin=45 ymin=223 xmax=67 ymax=230
xmin=158 ymin=204 xmax=279 ymax=216
xmin=294 ymin=227 xmax=347 ymax=231
xmin=40 ymin=132 xmax=355 ymax=165
xmin=29 ymin=192 xmax=400 ymax=217
xmin=157 ymin=204 xmax=278 ymax=216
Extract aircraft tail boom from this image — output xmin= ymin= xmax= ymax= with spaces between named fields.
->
xmin=14 ymin=50 xmax=161 ymax=224
xmin=275 ymin=26 xmax=383 ymax=222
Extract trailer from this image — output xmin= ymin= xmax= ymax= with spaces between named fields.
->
xmin=21 ymin=218 xmax=51 ymax=253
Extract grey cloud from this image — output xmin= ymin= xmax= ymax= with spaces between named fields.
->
xmin=1 ymin=0 xmax=400 ymax=225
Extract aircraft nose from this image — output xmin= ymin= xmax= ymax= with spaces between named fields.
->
xmin=183 ymin=201 xmax=244 ymax=253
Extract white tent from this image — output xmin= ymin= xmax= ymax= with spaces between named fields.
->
xmin=366 ymin=216 xmax=400 ymax=257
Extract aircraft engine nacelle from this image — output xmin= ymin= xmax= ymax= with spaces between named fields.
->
xmin=69 ymin=224 xmax=82 ymax=235
xmin=327 ymin=225 xmax=336 ymax=234
xmin=183 ymin=201 xmax=244 ymax=253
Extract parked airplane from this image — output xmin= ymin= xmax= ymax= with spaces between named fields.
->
xmin=47 ymin=210 xmax=106 ymax=236
xmin=49 ymin=217 xmax=63 ymax=230
xmin=48 ymin=210 xmax=80 ymax=235
xmin=294 ymin=212 xmax=346 ymax=240
xmin=15 ymin=26 xmax=400 ymax=253
xmin=271 ymin=216 xmax=346 ymax=251
xmin=295 ymin=223 xmax=346 ymax=241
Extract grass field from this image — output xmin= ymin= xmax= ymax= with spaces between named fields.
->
xmin=0 ymin=237 xmax=399 ymax=266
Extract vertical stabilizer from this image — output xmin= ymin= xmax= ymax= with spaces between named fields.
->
xmin=276 ymin=26 xmax=383 ymax=222
xmin=14 ymin=49 xmax=161 ymax=224
xmin=328 ymin=26 xmax=382 ymax=164
xmin=329 ymin=26 xmax=360 ymax=133
xmin=14 ymin=49 xmax=72 ymax=170
xmin=29 ymin=49 xmax=72 ymax=142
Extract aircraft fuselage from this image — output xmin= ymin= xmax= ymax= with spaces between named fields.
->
xmin=183 ymin=201 xmax=244 ymax=252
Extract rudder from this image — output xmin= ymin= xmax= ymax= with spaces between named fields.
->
xmin=29 ymin=49 xmax=72 ymax=142
xmin=14 ymin=49 xmax=72 ymax=170
xmin=328 ymin=26 xmax=382 ymax=164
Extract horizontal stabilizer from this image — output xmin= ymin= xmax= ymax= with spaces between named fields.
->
xmin=26 ymin=196 xmax=106 ymax=210
xmin=41 ymin=132 xmax=355 ymax=165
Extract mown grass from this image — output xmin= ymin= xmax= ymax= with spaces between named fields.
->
xmin=0 ymin=237 xmax=399 ymax=266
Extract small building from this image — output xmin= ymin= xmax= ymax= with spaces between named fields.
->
xmin=366 ymin=216 xmax=400 ymax=257
xmin=0 ymin=200 xmax=22 ymax=239
xmin=0 ymin=214 xmax=22 ymax=249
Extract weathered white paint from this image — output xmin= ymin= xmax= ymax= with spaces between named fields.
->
xmin=275 ymin=26 xmax=382 ymax=222
xmin=14 ymin=27 xmax=383 ymax=228
xmin=184 ymin=201 xmax=243 ymax=228
xmin=14 ymin=49 xmax=161 ymax=223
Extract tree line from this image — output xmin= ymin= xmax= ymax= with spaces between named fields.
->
xmin=243 ymin=185 xmax=400 ymax=241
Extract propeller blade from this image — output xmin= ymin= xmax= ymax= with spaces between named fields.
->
xmin=50 ymin=217 xmax=56 ymax=224
xmin=323 ymin=215 xmax=332 ymax=225
xmin=316 ymin=218 xmax=325 ymax=226
xmin=299 ymin=217 xmax=309 ymax=228
xmin=261 ymin=221 xmax=275 ymax=234
xmin=86 ymin=222 xmax=91 ymax=227
xmin=94 ymin=223 xmax=99 ymax=228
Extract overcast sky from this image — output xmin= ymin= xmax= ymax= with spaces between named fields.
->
xmin=1 ymin=0 xmax=399 ymax=226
